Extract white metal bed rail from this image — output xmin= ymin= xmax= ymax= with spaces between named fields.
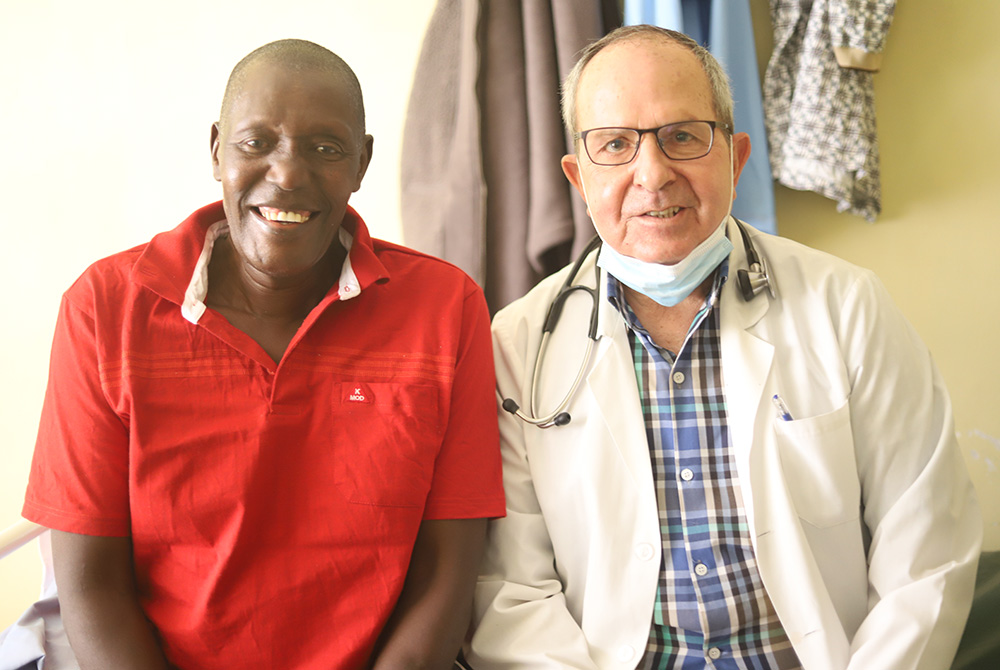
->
xmin=0 ymin=518 xmax=46 ymax=561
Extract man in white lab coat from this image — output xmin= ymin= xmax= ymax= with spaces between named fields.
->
xmin=467 ymin=25 xmax=981 ymax=670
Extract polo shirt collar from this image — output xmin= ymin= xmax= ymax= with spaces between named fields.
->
xmin=132 ymin=202 xmax=390 ymax=325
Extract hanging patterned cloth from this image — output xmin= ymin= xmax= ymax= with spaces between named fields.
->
xmin=763 ymin=0 xmax=896 ymax=222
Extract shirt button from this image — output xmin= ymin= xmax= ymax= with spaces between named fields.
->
xmin=635 ymin=543 xmax=655 ymax=561
xmin=708 ymin=647 xmax=722 ymax=660
xmin=616 ymin=645 xmax=635 ymax=662
xmin=694 ymin=562 xmax=709 ymax=577
xmin=680 ymin=468 xmax=694 ymax=481
xmin=672 ymin=371 xmax=685 ymax=384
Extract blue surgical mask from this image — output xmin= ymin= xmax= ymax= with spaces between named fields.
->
xmin=596 ymin=219 xmax=732 ymax=307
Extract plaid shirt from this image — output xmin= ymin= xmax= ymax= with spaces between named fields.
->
xmin=607 ymin=265 xmax=800 ymax=670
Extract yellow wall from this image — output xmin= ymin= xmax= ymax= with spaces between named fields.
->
xmin=748 ymin=0 xmax=1000 ymax=549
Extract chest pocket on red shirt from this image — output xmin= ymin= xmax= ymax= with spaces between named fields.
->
xmin=332 ymin=382 xmax=443 ymax=508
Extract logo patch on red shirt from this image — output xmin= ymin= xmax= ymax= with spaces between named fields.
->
xmin=345 ymin=383 xmax=374 ymax=404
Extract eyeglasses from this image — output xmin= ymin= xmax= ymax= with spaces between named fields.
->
xmin=576 ymin=120 xmax=730 ymax=166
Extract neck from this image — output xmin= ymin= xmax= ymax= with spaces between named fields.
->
xmin=623 ymin=275 xmax=713 ymax=353
xmin=206 ymin=236 xmax=345 ymax=326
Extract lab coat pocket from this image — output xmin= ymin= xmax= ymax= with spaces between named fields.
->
xmin=774 ymin=399 xmax=861 ymax=528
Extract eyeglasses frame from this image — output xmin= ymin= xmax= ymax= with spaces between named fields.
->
xmin=575 ymin=120 xmax=732 ymax=166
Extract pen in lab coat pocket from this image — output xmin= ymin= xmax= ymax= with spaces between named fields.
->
xmin=772 ymin=394 xmax=793 ymax=421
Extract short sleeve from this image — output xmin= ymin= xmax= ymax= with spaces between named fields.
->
xmin=830 ymin=0 xmax=896 ymax=71
xmin=22 ymin=292 xmax=131 ymax=536
xmin=421 ymin=284 xmax=505 ymax=520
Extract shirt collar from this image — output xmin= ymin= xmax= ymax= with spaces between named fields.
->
xmin=129 ymin=202 xmax=387 ymax=325
xmin=607 ymin=255 xmax=729 ymax=318
xmin=180 ymin=218 xmax=372 ymax=325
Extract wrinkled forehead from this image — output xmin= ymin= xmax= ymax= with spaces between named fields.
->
xmin=576 ymin=38 xmax=713 ymax=127
xmin=221 ymin=60 xmax=362 ymax=132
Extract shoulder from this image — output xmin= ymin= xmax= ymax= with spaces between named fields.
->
xmin=372 ymin=238 xmax=483 ymax=298
xmin=750 ymin=228 xmax=861 ymax=274
xmin=743 ymin=229 xmax=907 ymax=349
xmin=493 ymin=258 xmax=584 ymax=334
xmin=62 ymin=243 xmax=149 ymax=314
xmin=62 ymin=202 xmax=221 ymax=313
xmin=748 ymin=229 xmax=881 ymax=304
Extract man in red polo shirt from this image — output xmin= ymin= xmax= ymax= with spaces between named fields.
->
xmin=22 ymin=39 xmax=504 ymax=669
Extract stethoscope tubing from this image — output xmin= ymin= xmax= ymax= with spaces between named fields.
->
xmin=502 ymin=235 xmax=602 ymax=428
xmin=503 ymin=220 xmax=770 ymax=428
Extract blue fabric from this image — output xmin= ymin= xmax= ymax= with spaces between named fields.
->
xmin=625 ymin=0 xmax=777 ymax=234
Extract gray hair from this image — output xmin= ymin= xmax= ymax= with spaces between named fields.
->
xmin=219 ymin=38 xmax=365 ymax=135
xmin=561 ymin=25 xmax=734 ymax=146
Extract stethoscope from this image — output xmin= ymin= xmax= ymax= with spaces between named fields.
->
xmin=501 ymin=219 xmax=775 ymax=428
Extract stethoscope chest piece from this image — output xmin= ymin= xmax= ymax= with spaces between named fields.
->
xmin=735 ymin=221 xmax=776 ymax=302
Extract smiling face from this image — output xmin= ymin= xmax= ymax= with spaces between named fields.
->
xmin=561 ymin=38 xmax=750 ymax=265
xmin=210 ymin=61 xmax=372 ymax=283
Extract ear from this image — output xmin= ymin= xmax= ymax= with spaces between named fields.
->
xmin=352 ymin=134 xmax=374 ymax=192
xmin=210 ymin=122 xmax=222 ymax=182
xmin=561 ymin=153 xmax=589 ymax=212
xmin=730 ymin=132 xmax=752 ymax=189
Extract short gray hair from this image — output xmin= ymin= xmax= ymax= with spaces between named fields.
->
xmin=561 ymin=25 xmax=734 ymax=146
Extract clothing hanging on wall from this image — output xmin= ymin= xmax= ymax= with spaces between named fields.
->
xmin=763 ymin=0 xmax=895 ymax=222
xmin=625 ymin=0 xmax=778 ymax=235
xmin=400 ymin=0 xmax=620 ymax=312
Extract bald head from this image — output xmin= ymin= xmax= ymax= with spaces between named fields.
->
xmin=219 ymin=39 xmax=365 ymax=135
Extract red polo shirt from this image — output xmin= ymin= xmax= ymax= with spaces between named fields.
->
xmin=23 ymin=202 xmax=505 ymax=668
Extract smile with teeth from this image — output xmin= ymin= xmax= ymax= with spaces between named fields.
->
xmin=257 ymin=206 xmax=313 ymax=224
xmin=646 ymin=206 xmax=681 ymax=218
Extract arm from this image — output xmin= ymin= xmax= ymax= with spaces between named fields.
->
xmin=371 ymin=518 xmax=487 ymax=670
xmin=51 ymin=530 xmax=169 ymax=670
xmin=25 ymin=293 xmax=164 ymax=666
xmin=467 ymin=300 xmax=603 ymax=669
xmin=831 ymin=0 xmax=896 ymax=70
xmin=841 ymin=272 xmax=981 ymax=669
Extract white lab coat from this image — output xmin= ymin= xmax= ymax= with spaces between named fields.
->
xmin=468 ymin=218 xmax=981 ymax=669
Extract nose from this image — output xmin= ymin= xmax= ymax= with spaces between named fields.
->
xmin=266 ymin=147 xmax=309 ymax=190
xmin=632 ymin=131 xmax=676 ymax=192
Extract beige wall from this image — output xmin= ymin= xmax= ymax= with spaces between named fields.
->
xmin=3 ymin=0 xmax=996 ymax=632
xmin=748 ymin=0 xmax=1000 ymax=550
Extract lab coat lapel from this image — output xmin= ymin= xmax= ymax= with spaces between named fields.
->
xmin=585 ymin=263 xmax=657 ymax=493
xmin=719 ymin=223 xmax=852 ymax=666
xmin=719 ymin=218 xmax=774 ymax=533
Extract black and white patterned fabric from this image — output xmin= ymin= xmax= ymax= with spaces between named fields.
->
xmin=763 ymin=0 xmax=895 ymax=222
